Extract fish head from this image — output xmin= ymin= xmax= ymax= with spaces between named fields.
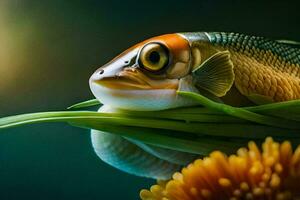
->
xmin=89 ymin=34 xmax=198 ymax=111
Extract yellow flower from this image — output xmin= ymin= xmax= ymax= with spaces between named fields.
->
xmin=140 ymin=137 xmax=300 ymax=200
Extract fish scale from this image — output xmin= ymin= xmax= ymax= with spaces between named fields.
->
xmin=208 ymin=32 xmax=300 ymax=63
xmin=198 ymin=32 xmax=300 ymax=102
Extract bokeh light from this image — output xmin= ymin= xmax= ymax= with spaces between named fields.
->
xmin=0 ymin=1 xmax=35 ymax=94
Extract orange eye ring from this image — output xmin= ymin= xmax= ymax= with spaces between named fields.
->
xmin=138 ymin=43 xmax=169 ymax=72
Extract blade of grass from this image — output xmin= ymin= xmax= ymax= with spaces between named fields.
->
xmin=0 ymin=111 xmax=247 ymax=154
xmin=73 ymin=123 xmax=245 ymax=155
xmin=245 ymin=102 xmax=300 ymax=121
xmin=67 ymin=99 xmax=101 ymax=110
xmin=116 ymin=110 xmax=246 ymax=123
xmin=245 ymin=99 xmax=300 ymax=112
xmin=178 ymin=91 xmax=300 ymax=129
xmin=1 ymin=111 xmax=299 ymax=139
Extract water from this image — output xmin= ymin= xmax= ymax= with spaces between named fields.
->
xmin=1 ymin=0 xmax=300 ymax=199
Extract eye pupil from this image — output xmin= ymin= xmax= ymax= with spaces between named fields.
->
xmin=139 ymin=43 xmax=169 ymax=72
xmin=149 ymin=51 xmax=160 ymax=63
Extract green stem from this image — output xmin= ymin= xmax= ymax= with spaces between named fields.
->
xmin=1 ymin=111 xmax=298 ymax=139
xmin=178 ymin=91 xmax=300 ymax=129
xmin=74 ymin=124 xmax=243 ymax=155
xmin=67 ymin=99 xmax=101 ymax=110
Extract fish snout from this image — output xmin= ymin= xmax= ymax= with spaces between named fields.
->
xmin=89 ymin=47 xmax=140 ymax=87
xmin=89 ymin=68 xmax=105 ymax=84
xmin=89 ymin=62 xmax=127 ymax=85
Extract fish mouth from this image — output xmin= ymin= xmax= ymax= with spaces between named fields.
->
xmin=91 ymin=68 xmax=179 ymax=90
xmin=89 ymin=68 xmax=181 ymax=110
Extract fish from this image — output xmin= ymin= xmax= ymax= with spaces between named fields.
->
xmin=89 ymin=32 xmax=300 ymax=179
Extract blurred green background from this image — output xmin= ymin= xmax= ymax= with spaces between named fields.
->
xmin=1 ymin=0 xmax=300 ymax=199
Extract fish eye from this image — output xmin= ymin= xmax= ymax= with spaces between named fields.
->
xmin=138 ymin=43 xmax=169 ymax=72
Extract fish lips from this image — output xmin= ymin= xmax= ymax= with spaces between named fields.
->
xmin=89 ymin=65 xmax=181 ymax=110
xmin=89 ymin=52 xmax=184 ymax=110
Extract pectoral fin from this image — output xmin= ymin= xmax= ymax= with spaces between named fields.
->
xmin=192 ymin=51 xmax=235 ymax=97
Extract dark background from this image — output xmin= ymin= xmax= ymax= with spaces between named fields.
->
xmin=0 ymin=0 xmax=300 ymax=199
